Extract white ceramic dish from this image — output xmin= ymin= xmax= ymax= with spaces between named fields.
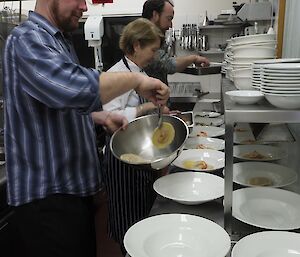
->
xmin=184 ymin=137 xmax=225 ymax=150
xmin=231 ymin=34 xmax=276 ymax=45
xmin=231 ymin=40 xmax=277 ymax=47
xmin=194 ymin=116 xmax=224 ymax=126
xmin=232 ymin=46 xmax=276 ymax=58
xmin=263 ymin=63 xmax=300 ymax=70
xmin=232 ymin=162 xmax=297 ymax=188
xmin=233 ymin=76 xmax=252 ymax=90
xmin=232 ymin=68 xmax=252 ymax=77
xmin=253 ymin=57 xmax=300 ymax=64
xmin=264 ymin=94 xmax=300 ymax=109
xmin=189 ymin=125 xmax=225 ymax=138
xmin=194 ymin=111 xmax=221 ymax=118
xmin=233 ymin=187 xmax=300 ymax=230
xmin=124 ymin=214 xmax=231 ymax=257
xmin=233 ymin=145 xmax=287 ymax=161
xmin=172 ymin=149 xmax=225 ymax=171
xmin=226 ymin=90 xmax=264 ymax=105
xmin=153 ymin=172 xmax=224 ymax=205
xmin=231 ymin=231 xmax=300 ymax=257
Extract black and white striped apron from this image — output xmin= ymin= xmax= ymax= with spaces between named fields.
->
xmin=103 ymin=57 xmax=158 ymax=245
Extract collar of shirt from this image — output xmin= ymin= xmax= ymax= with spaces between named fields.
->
xmin=124 ymin=56 xmax=145 ymax=73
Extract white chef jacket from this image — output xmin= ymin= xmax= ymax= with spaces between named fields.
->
xmin=103 ymin=57 xmax=146 ymax=122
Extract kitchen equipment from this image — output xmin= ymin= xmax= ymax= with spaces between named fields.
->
xmin=201 ymin=34 xmax=209 ymax=51
xmin=153 ymin=172 xmax=224 ymax=205
xmin=124 ymin=214 xmax=231 ymax=257
xmin=110 ymin=114 xmax=188 ymax=170
xmin=170 ymin=111 xmax=194 ymax=133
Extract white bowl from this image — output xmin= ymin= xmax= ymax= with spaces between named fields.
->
xmin=232 ymin=231 xmax=300 ymax=257
xmin=232 ymin=68 xmax=252 ymax=77
xmin=172 ymin=149 xmax=225 ymax=171
xmin=189 ymin=125 xmax=225 ymax=138
xmin=233 ymin=187 xmax=300 ymax=230
xmin=226 ymin=90 xmax=264 ymax=104
xmin=153 ymin=172 xmax=224 ymax=205
xmin=233 ymin=76 xmax=253 ymax=90
xmin=232 ymin=162 xmax=297 ymax=188
xmin=265 ymin=94 xmax=300 ymax=109
xmin=233 ymin=144 xmax=287 ymax=161
xmin=233 ymin=57 xmax=274 ymax=64
xmin=184 ymin=137 xmax=225 ymax=150
xmin=124 ymin=214 xmax=231 ymax=257
xmin=231 ymin=33 xmax=276 ymax=45
xmin=232 ymin=46 xmax=276 ymax=58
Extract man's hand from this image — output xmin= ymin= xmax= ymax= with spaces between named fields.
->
xmin=135 ymin=74 xmax=170 ymax=106
xmin=194 ymin=55 xmax=210 ymax=67
xmin=91 ymin=111 xmax=128 ymax=134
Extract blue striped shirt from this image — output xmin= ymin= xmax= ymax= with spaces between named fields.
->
xmin=2 ymin=11 xmax=102 ymax=206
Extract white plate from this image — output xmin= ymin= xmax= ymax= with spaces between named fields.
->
xmin=232 ymin=231 xmax=300 ymax=257
xmin=189 ymin=125 xmax=225 ymax=138
xmin=261 ymin=73 xmax=300 ymax=79
xmin=194 ymin=116 xmax=224 ymax=126
xmin=233 ymin=187 xmax=300 ymax=230
xmin=194 ymin=111 xmax=221 ymax=118
xmin=263 ymin=63 xmax=300 ymax=70
xmin=261 ymin=77 xmax=300 ymax=83
xmin=233 ymin=145 xmax=287 ymax=161
xmin=262 ymin=68 xmax=300 ymax=74
xmin=184 ymin=137 xmax=225 ymax=150
xmin=124 ymin=214 xmax=231 ymax=257
xmin=172 ymin=149 xmax=225 ymax=171
xmin=233 ymin=123 xmax=256 ymax=145
xmin=153 ymin=172 xmax=224 ymax=205
xmin=232 ymin=162 xmax=297 ymax=188
xmin=253 ymin=57 xmax=300 ymax=64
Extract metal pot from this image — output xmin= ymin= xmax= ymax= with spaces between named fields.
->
xmin=110 ymin=114 xmax=189 ymax=170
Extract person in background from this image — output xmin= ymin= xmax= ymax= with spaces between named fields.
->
xmin=142 ymin=0 xmax=210 ymax=85
xmin=2 ymin=1 xmax=169 ymax=257
xmin=102 ymin=18 xmax=168 ymax=255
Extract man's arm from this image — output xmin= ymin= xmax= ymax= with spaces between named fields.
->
xmin=99 ymin=72 xmax=170 ymax=105
xmin=175 ymin=55 xmax=210 ymax=72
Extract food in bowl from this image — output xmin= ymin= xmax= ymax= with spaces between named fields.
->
xmin=242 ymin=150 xmax=270 ymax=160
xmin=248 ymin=176 xmax=274 ymax=186
xmin=120 ymin=153 xmax=151 ymax=164
xmin=152 ymin=122 xmax=175 ymax=149
xmin=197 ymin=131 xmax=208 ymax=137
xmin=183 ymin=160 xmax=213 ymax=170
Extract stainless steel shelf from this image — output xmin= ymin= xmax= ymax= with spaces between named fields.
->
xmin=199 ymin=25 xmax=243 ymax=29
xmin=222 ymin=77 xmax=300 ymax=239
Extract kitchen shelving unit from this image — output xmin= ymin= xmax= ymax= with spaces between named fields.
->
xmin=222 ymin=78 xmax=300 ymax=241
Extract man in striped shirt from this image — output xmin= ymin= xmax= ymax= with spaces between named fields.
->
xmin=2 ymin=1 xmax=169 ymax=257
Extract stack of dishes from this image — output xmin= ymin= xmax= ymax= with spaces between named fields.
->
xmin=226 ymin=34 xmax=276 ymax=90
xmin=259 ymin=63 xmax=300 ymax=109
xmin=252 ymin=58 xmax=300 ymax=90
xmin=225 ymin=34 xmax=276 ymax=90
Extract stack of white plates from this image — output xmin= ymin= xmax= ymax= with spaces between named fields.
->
xmin=227 ymin=34 xmax=277 ymax=90
xmin=260 ymin=63 xmax=300 ymax=109
xmin=251 ymin=58 xmax=300 ymax=90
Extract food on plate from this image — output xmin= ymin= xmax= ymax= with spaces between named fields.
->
xmin=183 ymin=160 xmax=213 ymax=170
xmin=240 ymin=139 xmax=257 ymax=144
xmin=197 ymin=131 xmax=208 ymax=137
xmin=248 ymin=176 xmax=273 ymax=186
xmin=152 ymin=122 xmax=175 ymax=149
xmin=120 ymin=153 xmax=150 ymax=164
xmin=242 ymin=150 xmax=270 ymax=160
xmin=196 ymin=144 xmax=215 ymax=150
xmin=235 ymin=128 xmax=248 ymax=132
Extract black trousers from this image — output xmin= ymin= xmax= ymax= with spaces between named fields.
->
xmin=13 ymin=194 xmax=96 ymax=257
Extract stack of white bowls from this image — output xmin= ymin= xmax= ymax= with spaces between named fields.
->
xmin=252 ymin=58 xmax=300 ymax=90
xmin=260 ymin=63 xmax=300 ymax=109
xmin=229 ymin=34 xmax=277 ymax=90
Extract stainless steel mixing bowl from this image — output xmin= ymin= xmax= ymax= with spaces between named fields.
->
xmin=110 ymin=114 xmax=189 ymax=170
